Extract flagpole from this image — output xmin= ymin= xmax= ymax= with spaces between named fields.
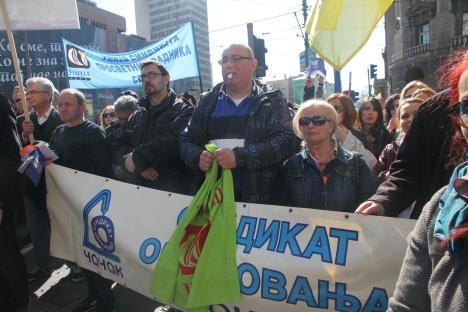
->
xmin=0 ymin=0 xmax=34 ymax=143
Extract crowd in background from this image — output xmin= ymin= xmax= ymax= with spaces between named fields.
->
xmin=1 ymin=45 xmax=467 ymax=311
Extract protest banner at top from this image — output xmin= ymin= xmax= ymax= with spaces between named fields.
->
xmin=62 ymin=21 xmax=200 ymax=89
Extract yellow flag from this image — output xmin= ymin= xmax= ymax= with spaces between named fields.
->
xmin=305 ymin=0 xmax=393 ymax=70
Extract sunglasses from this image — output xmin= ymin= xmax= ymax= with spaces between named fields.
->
xmin=456 ymin=99 xmax=468 ymax=128
xmin=299 ymin=115 xmax=330 ymax=127
xmin=456 ymin=99 xmax=468 ymax=115
xmin=102 ymin=112 xmax=115 ymax=118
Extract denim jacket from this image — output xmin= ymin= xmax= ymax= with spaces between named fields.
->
xmin=280 ymin=145 xmax=377 ymax=212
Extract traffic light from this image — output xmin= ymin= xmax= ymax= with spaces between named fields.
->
xmin=370 ymin=64 xmax=377 ymax=79
xmin=351 ymin=90 xmax=360 ymax=103
xmin=253 ymin=36 xmax=268 ymax=78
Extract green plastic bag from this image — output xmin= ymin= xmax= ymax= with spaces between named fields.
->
xmin=150 ymin=144 xmax=240 ymax=312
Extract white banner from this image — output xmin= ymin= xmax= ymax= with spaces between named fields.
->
xmin=0 ymin=0 xmax=79 ymax=30
xmin=46 ymin=165 xmax=416 ymax=312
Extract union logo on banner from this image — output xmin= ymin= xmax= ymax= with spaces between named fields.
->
xmin=82 ymin=189 xmax=120 ymax=263
xmin=66 ymin=44 xmax=90 ymax=68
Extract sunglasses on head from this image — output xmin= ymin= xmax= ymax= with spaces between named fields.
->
xmin=102 ymin=112 xmax=115 ymax=118
xmin=299 ymin=115 xmax=330 ymax=127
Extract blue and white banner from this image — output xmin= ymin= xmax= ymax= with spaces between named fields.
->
xmin=46 ymin=165 xmax=416 ymax=311
xmin=62 ymin=22 xmax=199 ymax=89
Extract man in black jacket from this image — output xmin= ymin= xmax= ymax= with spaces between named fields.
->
xmin=180 ymin=43 xmax=296 ymax=203
xmin=122 ymin=60 xmax=194 ymax=194
xmin=19 ymin=77 xmax=63 ymax=280
xmin=0 ymin=92 xmax=29 ymax=311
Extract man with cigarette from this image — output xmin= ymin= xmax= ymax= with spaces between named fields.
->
xmin=180 ymin=43 xmax=295 ymax=203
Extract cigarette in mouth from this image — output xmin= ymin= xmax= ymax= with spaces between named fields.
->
xmin=227 ymin=73 xmax=233 ymax=79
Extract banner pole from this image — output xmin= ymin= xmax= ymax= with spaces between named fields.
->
xmin=0 ymin=0 xmax=34 ymax=142
xmin=190 ymin=20 xmax=204 ymax=92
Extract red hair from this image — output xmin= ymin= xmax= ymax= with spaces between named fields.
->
xmin=437 ymin=48 xmax=468 ymax=104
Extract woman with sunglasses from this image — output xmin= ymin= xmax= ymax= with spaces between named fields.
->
xmin=388 ymin=57 xmax=468 ymax=312
xmin=99 ymin=105 xmax=116 ymax=129
xmin=280 ymin=100 xmax=376 ymax=212
xmin=358 ymin=97 xmax=394 ymax=158
xmin=383 ymin=93 xmax=400 ymax=133
xmin=327 ymin=93 xmax=377 ymax=169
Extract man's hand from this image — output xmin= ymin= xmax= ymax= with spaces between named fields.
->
xmin=140 ymin=167 xmax=159 ymax=181
xmin=199 ymin=150 xmax=213 ymax=172
xmin=354 ymin=201 xmax=385 ymax=216
xmin=123 ymin=153 xmax=136 ymax=173
xmin=22 ymin=120 xmax=34 ymax=138
xmin=214 ymin=148 xmax=237 ymax=169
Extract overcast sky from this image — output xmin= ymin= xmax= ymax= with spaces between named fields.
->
xmin=94 ymin=0 xmax=385 ymax=94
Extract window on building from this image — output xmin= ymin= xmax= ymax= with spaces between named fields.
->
xmin=418 ymin=23 xmax=430 ymax=45
xmin=463 ymin=12 xmax=468 ymax=36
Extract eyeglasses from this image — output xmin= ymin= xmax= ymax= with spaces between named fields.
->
xmin=140 ymin=71 xmax=163 ymax=80
xmin=26 ymin=90 xmax=48 ymax=95
xmin=218 ymin=55 xmax=253 ymax=65
xmin=332 ymin=105 xmax=343 ymax=113
xmin=102 ymin=112 xmax=115 ymax=118
xmin=299 ymin=115 xmax=330 ymax=127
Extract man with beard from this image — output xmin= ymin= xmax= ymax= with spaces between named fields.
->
xmin=122 ymin=61 xmax=194 ymax=194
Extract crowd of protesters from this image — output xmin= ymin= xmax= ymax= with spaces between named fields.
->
xmin=0 ymin=44 xmax=467 ymax=311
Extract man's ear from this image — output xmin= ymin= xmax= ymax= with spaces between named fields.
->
xmin=250 ymin=59 xmax=258 ymax=74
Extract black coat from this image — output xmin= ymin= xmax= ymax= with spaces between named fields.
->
xmin=122 ymin=91 xmax=194 ymax=194
xmin=368 ymin=90 xmax=456 ymax=219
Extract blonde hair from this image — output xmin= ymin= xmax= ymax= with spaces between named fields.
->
xmin=396 ymin=97 xmax=424 ymax=127
xmin=100 ymin=105 xmax=115 ymax=128
xmin=400 ymin=81 xmax=431 ymax=100
xmin=412 ymin=87 xmax=437 ymax=101
xmin=292 ymin=99 xmax=338 ymax=140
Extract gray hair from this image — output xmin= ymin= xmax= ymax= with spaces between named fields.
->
xmin=113 ymin=95 xmax=138 ymax=113
xmin=25 ymin=77 xmax=55 ymax=96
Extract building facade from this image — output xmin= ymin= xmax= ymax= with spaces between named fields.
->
xmin=384 ymin=0 xmax=468 ymax=94
xmin=134 ymin=0 xmax=212 ymax=94
xmin=77 ymin=0 xmax=126 ymax=33
xmin=0 ymin=1 xmax=147 ymax=114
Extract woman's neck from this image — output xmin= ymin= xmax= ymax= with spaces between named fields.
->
xmin=362 ymin=123 xmax=374 ymax=134
xmin=307 ymin=140 xmax=334 ymax=166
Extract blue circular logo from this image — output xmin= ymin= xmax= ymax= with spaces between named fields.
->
xmin=91 ymin=215 xmax=115 ymax=252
